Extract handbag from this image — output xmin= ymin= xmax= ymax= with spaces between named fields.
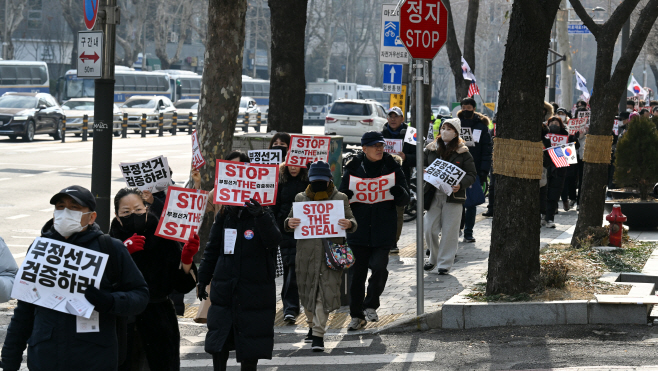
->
xmin=275 ymin=246 xmax=284 ymax=278
xmin=464 ymin=175 xmax=486 ymax=208
xmin=322 ymin=239 xmax=355 ymax=271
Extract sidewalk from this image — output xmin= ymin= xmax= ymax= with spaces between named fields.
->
xmin=181 ymin=202 xmax=582 ymax=332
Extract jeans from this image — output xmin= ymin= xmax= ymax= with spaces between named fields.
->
xmin=463 ymin=205 xmax=476 ymax=238
xmin=281 ymin=261 xmax=300 ymax=316
xmin=349 ymin=245 xmax=390 ymax=319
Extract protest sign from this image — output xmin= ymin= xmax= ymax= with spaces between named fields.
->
xmin=248 ymin=149 xmax=283 ymax=165
xmin=383 ymin=139 xmax=403 ymax=154
xmin=293 ymin=200 xmax=346 ymax=239
xmin=191 ymin=131 xmax=206 ymax=169
xmin=155 ymin=186 xmax=209 ymax=243
xmin=120 ymin=155 xmax=171 ymax=193
xmin=613 ymin=120 xmax=621 ymax=136
xmin=545 ymin=133 xmax=568 ymax=147
xmin=460 ymin=127 xmax=475 ymax=147
xmin=423 ymin=158 xmax=466 ymax=195
xmin=403 ymin=126 xmax=418 ymax=145
xmin=567 ymin=117 xmax=588 ymax=136
xmin=348 ymin=173 xmax=395 ymax=204
xmin=11 ymin=238 xmax=108 ymax=318
xmin=214 ymin=160 xmax=279 ymax=206
xmin=577 ymin=110 xmax=591 ymax=118
xmin=285 ymin=135 xmax=330 ymax=167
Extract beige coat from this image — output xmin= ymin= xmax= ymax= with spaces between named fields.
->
xmin=284 ymin=188 xmax=358 ymax=313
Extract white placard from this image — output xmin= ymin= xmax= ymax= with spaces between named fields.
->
xmin=348 ymin=173 xmax=395 ymax=204
xmin=191 ymin=130 xmax=206 ymax=169
xmin=384 ymin=139 xmax=403 ymax=154
xmin=248 ymin=149 xmax=283 ymax=165
xmin=224 ymin=229 xmax=237 ymax=254
xmin=214 ymin=160 xmax=279 ymax=206
xmin=460 ymin=127 xmax=475 ymax=147
xmin=545 ymin=133 xmax=568 ymax=147
xmin=119 ymin=155 xmax=172 ymax=193
xmin=472 ymin=129 xmax=482 ymax=143
xmin=285 ymin=135 xmax=331 ymax=167
xmin=293 ymin=201 xmax=346 ymax=240
xmin=155 ymin=186 xmax=208 ymax=243
xmin=423 ymin=159 xmax=467 ymax=196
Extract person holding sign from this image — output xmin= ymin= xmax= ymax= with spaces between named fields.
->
xmin=2 ymin=186 xmax=149 ymax=371
xmin=339 ymin=131 xmax=409 ymax=331
xmin=284 ymin=161 xmax=357 ymax=352
xmin=269 ymin=132 xmax=291 ymax=159
xmin=540 ymin=116 xmax=571 ymax=228
xmin=422 ymin=119 xmax=477 ymax=274
xmin=196 ymin=197 xmax=281 ymax=370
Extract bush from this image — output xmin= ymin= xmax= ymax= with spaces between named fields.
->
xmin=614 ymin=117 xmax=658 ymax=200
xmin=539 ymin=258 xmax=569 ymax=289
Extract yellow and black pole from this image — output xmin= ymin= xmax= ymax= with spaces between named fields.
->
xmin=158 ymin=112 xmax=164 ymax=137
xmin=82 ymin=114 xmax=89 ymax=141
xmin=61 ymin=116 xmax=66 ymax=143
xmin=188 ymin=112 xmax=193 ymax=135
xmin=141 ymin=113 xmax=147 ymax=138
xmin=121 ymin=113 xmax=127 ymax=138
xmin=172 ymin=112 xmax=178 ymax=136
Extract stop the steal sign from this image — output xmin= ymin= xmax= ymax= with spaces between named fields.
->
xmin=214 ymin=160 xmax=279 ymax=206
xmin=155 ymin=187 xmax=208 ymax=243
xmin=285 ymin=135 xmax=330 ymax=167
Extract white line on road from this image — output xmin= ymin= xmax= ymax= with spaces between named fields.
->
xmin=0 ymin=178 xmax=11 ymax=181
xmin=40 ymin=208 xmax=52 ymax=212
xmin=11 ymin=252 xmax=26 ymax=259
xmin=62 ymin=168 xmax=78 ymax=171
xmin=11 ymin=236 xmax=38 ymax=239
xmin=180 ymin=352 xmax=436 ymax=367
xmin=6 ymin=245 xmax=29 ymax=248
xmin=18 ymin=174 xmax=36 ymax=178
xmin=6 ymin=214 xmax=30 ymax=220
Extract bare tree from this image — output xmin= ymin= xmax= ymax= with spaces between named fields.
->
xmin=305 ymin=0 xmax=343 ymax=80
xmin=443 ymin=0 xmax=481 ymax=101
xmin=115 ymin=0 xmax=150 ymax=67
xmin=152 ymin=0 xmax=195 ymax=69
xmin=2 ymin=0 xmax=28 ymax=59
xmin=58 ymin=0 xmax=84 ymax=68
xmin=335 ymin=0 xmax=376 ymax=83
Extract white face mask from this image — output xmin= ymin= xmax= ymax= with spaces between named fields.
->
xmin=53 ymin=209 xmax=91 ymax=237
xmin=558 ymin=115 xmax=567 ymax=122
xmin=441 ymin=129 xmax=456 ymax=142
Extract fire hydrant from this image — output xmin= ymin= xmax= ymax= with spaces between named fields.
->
xmin=606 ymin=204 xmax=627 ymax=247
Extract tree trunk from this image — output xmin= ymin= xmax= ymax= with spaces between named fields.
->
xmin=443 ymin=0 xmax=479 ymax=102
xmin=557 ymin=1 xmax=573 ymax=109
xmin=195 ymin=0 xmax=248 ymax=260
xmin=487 ymin=0 xmax=561 ymax=296
xmin=266 ymin=0 xmax=307 ymax=133
xmin=650 ymin=63 xmax=658 ymax=94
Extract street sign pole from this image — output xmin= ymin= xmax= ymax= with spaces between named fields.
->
xmin=414 ymin=60 xmax=424 ymax=316
xmin=91 ymin=0 xmax=118 ymax=232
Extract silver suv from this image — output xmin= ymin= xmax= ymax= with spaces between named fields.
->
xmin=323 ymin=99 xmax=388 ymax=145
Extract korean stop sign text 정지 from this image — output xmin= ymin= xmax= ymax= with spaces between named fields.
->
xmin=400 ymin=0 xmax=449 ymax=60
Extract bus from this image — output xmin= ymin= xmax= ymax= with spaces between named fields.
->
xmin=162 ymin=70 xmax=202 ymax=102
xmin=0 ymin=61 xmax=49 ymax=95
xmin=357 ymin=86 xmax=390 ymax=109
xmin=242 ymin=75 xmax=270 ymax=122
xmin=56 ymin=67 xmax=172 ymax=103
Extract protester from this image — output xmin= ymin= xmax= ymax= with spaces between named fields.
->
xmin=381 ymin=106 xmax=416 ymax=253
xmin=339 ymin=131 xmax=409 ymax=331
xmin=456 ymin=98 xmax=493 ymax=243
xmin=110 ymin=188 xmax=198 ymax=371
xmin=197 ymin=194 xmax=281 ymax=370
xmin=0 ymin=237 xmax=17 ymax=303
xmin=269 ymin=132 xmax=291 ymax=159
xmin=540 ymin=117 xmax=570 ymax=228
xmin=557 ymin=108 xmax=579 ymax=211
xmin=194 ymin=151 xmax=251 ymax=217
xmin=626 ymin=99 xmax=636 ymax=112
xmin=423 ymin=119 xmax=476 ymax=274
xmin=1 ymin=185 xmax=149 ymax=371
xmin=639 ymin=108 xmax=651 ymax=118
xmin=272 ymin=161 xmax=309 ymax=323
xmin=285 ymin=161 xmax=357 ymax=351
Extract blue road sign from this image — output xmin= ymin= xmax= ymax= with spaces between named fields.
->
xmin=568 ymin=24 xmax=590 ymax=34
xmin=383 ymin=64 xmax=402 ymax=94
xmin=383 ymin=21 xmax=404 ymax=47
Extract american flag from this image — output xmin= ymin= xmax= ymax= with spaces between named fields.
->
xmin=548 ymin=147 xmax=569 ymax=168
xmin=468 ymin=81 xmax=480 ymax=97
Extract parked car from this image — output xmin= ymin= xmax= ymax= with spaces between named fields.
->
xmin=174 ymin=99 xmax=198 ymax=131
xmin=323 ymin=99 xmax=388 ymax=145
xmin=237 ymin=96 xmax=261 ymax=132
xmin=0 ymin=92 xmax=64 ymax=142
xmin=61 ymin=98 xmax=123 ymax=137
xmin=431 ymin=105 xmax=451 ymax=118
xmin=120 ymin=95 xmax=176 ymax=134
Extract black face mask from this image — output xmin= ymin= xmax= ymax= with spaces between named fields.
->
xmin=311 ymin=182 xmax=328 ymax=193
xmin=271 ymin=145 xmax=288 ymax=160
xmin=549 ymin=125 xmax=560 ymax=134
xmin=462 ymin=110 xmax=474 ymax=119
xmin=119 ymin=212 xmax=148 ymax=234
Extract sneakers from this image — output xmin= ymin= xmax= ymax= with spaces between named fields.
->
xmin=311 ymin=335 xmax=324 ymax=352
xmin=563 ymin=200 xmax=570 ymax=212
xmin=304 ymin=328 xmax=313 ymax=343
xmin=463 ymin=236 xmax=476 ymax=243
xmin=423 ymin=262 xmax=436 ymax=271
xmin=284 ymin=313 xmax=296 ymax=323
xmin=347 ymin=318 xmax=366 ymax=331
xmin=363 ymin=308 xmax=379 ymax=322
xmin=482 ymin=210 xmax=493 ymax=217
xmin=389 ymin=247 xmax=400 ymax=254
xmin=569 ymin=200 xmax=577 ymax=208
xmin=545 ymin=221 xmax=556 ymax=228
xmin=438 ymin=268 xmax=449 ymax=275
xmin=459 ymin=230 xmax=463 ymax=237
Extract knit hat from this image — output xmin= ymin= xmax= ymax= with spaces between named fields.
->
xmin=308 ymin=161 xmax=332 ymax=182
xmin=441 ymin=118 xmax=462 ymax=134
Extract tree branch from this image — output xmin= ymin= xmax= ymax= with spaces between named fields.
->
xmin=604 ymin=0 xmax=641 ymax=37
xmin=569 ymin=0 xmax=601 ymax=38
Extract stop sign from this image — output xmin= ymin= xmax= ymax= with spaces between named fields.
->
xmin=399 ymin=0 xmax=449 ymax=60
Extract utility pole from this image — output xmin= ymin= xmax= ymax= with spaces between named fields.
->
xmin=619 ymin=18 xmax=630 ymax=113
xmin=548 ymin=21 xmax=557 ymax=103
xmin=91 ymin=0 xmax=118 ymax=232
xmin=253 ymin=0 xmax=260 ymax=78
xmin=3 ymin=0 xmax=9 ymax=60
xmin=413 ymin=59 xmax=424 ymax=316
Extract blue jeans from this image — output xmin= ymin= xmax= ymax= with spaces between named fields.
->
xmin=463 ymin=205 xmax=476 ymax=238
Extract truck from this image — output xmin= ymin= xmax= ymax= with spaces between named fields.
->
xmin=304 ymin=79 xmax=358 ymax=125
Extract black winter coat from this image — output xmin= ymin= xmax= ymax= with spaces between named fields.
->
xmin=339 ymin=152 xmax=409 ymax=248
xmin=457 ymin=110 xmax=493 ymax=175
xmin=542 ymin=125 xmax=570 ymax=201
xmin=271 ymin=171 xmax=309 ymax=264
xmin=197 ymin=207 xmax=281 ymax=361
xmin=109 ymin=214 xmax=197 ymax=301
xmin=1 ymin=221 xmax=149 ymax=371
xmin=381 ymin=122 xmax=417 ymax=181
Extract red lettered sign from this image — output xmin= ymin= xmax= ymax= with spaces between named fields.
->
xmin=191 ymin=130 xmax=205 ymax=169
xmin=214 ymin=160 xmax=279 ymax=206
xmin=155 ymin=187 xmax=209 ymax=243
xmin=348 ymin=173 xmax=395 ymax=204
xmin=399 ymin=0 xmax=449 ymax=60
xmin=292 ymin=200 xmax=346 ymax=240
xmin=545 ymin=134 xmax=568 ymax=147
xmin=285 ymin=135 xmax=331 ymax=167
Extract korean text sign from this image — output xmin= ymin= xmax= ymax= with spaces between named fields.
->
xmin=191 ymin=131 xmax=206 ymax=169
xmin=214 ymin=160 xmax=279 ymax=206
xmin=285 ymin=135 xmax=330 ymax=167
xmin=248 ymin=149 xmax=283 ymax=165
xmin=460 ymin=127 xmax=475 ymax=147
xmin=348 ymin=173 xmax=395 ymax=204
xmin=423 ymin=158 xmax=466 ymax=195
xmin=384 ymin=139 xmax=403 ymax=154
xmin=155 ymin=187 xmax=209 ymax=243
xmin=11 ymin=237 xmax=108 ymax=318
xmin=293 ymin=200 xmax=346 ymax=239
xmin=120 ymin=155 xmax=171 ymax=193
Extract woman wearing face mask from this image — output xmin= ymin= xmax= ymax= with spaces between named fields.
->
xmin=271 ymin=162 xmax=309 ymax=324
xmin=269 ymin=132 xmax=290 ymax=160
xmin=285 ymin=161 xmax=357 ymax=352
xmin=555 ymin=108 xmax=579 ymax=211
xmin=110 ymin=188 xmax=199 ymax=371
xmin=540 ymin=116 xmax=571 ymax=228
xmin=422 ymin=118 xmax=477 ymax=274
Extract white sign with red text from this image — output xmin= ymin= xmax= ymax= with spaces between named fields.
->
xmin=214 ymin=160 xmax=279 ymax=206
xmin=545 ymin=133 xmax=568 ymax=147
xmin=285 ymin=135 xmax=330 ymax=167
xmin=191 ymin=131 xmax=205 ymax=169
xmin=293 ymin=200 xmax=346 ymax=240
xmin=567 ymin=117 xmax=588 ymax=136
xmin=155 ymin=186 xmax=208 ymax=243
xmin=348 ymin=173 xmax=395 ymax=204
xmin=384 ymin=139 xmax=403 ymax=153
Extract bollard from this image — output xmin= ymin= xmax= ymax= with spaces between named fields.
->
xmin=242 ymin=112 xmax=249 ymax=132
xmin=158 ymin=112 xmax=164 ymax=137
xmin=172 ymin=112 xmax=178 ymax=136
xmin=61 ymin=116 xmax=66 ymax=143
xmin=82 ymin=114 xmax=89 ymax=141
xmin=256 ymin=111 xmax=262 ymax=133
xmin=122 ymin=113 xmax=128 ymax=138
xmin=188 ymin=112 xmax=193 ymax=135
xmin=141 ymin=113 xmax=147 ymax=138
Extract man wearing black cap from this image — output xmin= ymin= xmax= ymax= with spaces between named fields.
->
xmin=1 ymin=185 xmax=149 ymax=371
xmin=340 ymin=131 xmax=409 ymax=331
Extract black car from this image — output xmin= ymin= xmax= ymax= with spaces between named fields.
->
xmin=0 ymin=92 xmax=65 ymax=142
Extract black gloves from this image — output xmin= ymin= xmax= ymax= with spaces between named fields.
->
xmin=245 ymin=198 xmax=264 ymax=217
xmin=389 ymin=185 xmax=405 ymax=198
xmin=342 ymin=189 xmax=354 ymax=199
xmin=84 ymin=286 xmax=114 ymax=313
xmin=478 ymin=171 xmax=489 ymax=182
xmin=197 ymin=282 xmax=208 ymax=301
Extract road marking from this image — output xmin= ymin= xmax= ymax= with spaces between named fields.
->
xmin=11 ymin=236 xmax=38 ymax=239
xmin=12 ymin=252 xmax=26 ymax=259
xmin=6 ymin=244 xmax=29 ymax=248
xmin=18 ymin=174 xmax=36 ymax=178
xmin=180 ymin=339 xmax=373 ymax=351
xmin=62 ymin=168 xmax=78 ymax=171
xmin=180 ymin=352 xmax=436 ymax=367
xmin=0 ymin=178 xmax=11 ymax=181
xmin=6 ymin=214 xmax=30 ymax=220
xmin=40 ymin=208 xmax=53 ymax=212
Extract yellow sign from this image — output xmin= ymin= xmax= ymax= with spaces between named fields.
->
xmin=484 ymin=102 xmax=496 ymax=112
xmin=389 ymin=85 xmax=407 ymax=114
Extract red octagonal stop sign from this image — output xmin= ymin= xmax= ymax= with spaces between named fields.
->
xmin=399 ymin=0 xmax=449 ymax=60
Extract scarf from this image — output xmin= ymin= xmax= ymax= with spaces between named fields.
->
xmin=386 ymin=124 xmax=402 ymax=136
xmin=305 ymin=182 xmax=335 ymax=201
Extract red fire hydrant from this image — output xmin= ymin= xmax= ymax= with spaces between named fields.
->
xmin=606 ymin=204 xmax=627 ymax=247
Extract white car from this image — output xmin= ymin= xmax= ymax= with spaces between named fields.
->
xmin=61 ymin=98 xmax=123 ymax=136
xmin=121 ymin=95 xmax=176 ymax=134
xmin=323 ymin=99 xmax=389 ymax=145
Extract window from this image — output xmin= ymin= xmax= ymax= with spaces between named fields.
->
xmin=146 ymin=76 xmax=159 ymax=91
xmin=377 ymin=105 xmax=387 ymax=118
xmin=122 ymin=75 xmax=136 ymax=91
xmin=28 ymin=0 xmax=42 ymax=29
xmin=114 ymin=75 xmax=125 ymax=90
xmin=330 ymin=102 xmax=371 ymax=116
xmin=135 ymin=75 xmax=147 ymax=91
xmin=0 ymin=66 xmax=17 ymax=85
